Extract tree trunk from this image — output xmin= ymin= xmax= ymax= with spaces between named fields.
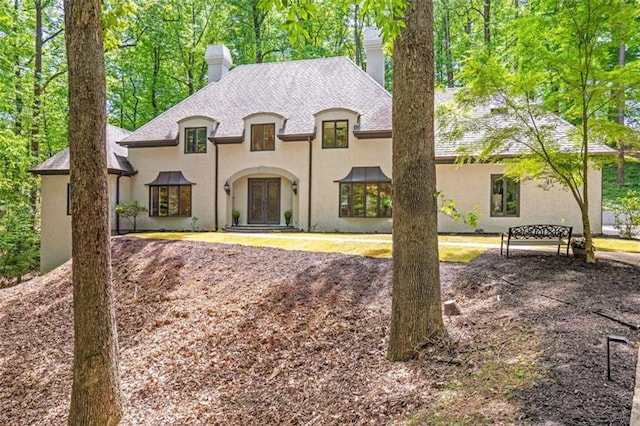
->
xmin=616 ymin=43 xmax=626 ymax=186
xmin=353 ymin=4 xmax=361 ymax=67
xmin=388 ymin=0 xmax=444 ymax=361
xmin=32 ymin=0 xmax=43 ymax=158
xmin=483 ymin=0 xmax=491 ymax=47
xmin=581 ymin=105 xmax=595 ymax=264
xmin=442 ymin=0 xmax=454 ymax=87
xmin=252 ymin=0 xmax=264 ymax=63
xmin=13 ymin=0 xmax=23 ymax=136
xmin=29 ymin=0 xmax=44 ymax=225
xmin=64 ymin=0 xmax=123 ymax=424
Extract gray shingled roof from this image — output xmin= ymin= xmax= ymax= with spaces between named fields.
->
xmin=32 ymin=124 xmax=135 ymax=175
xmin=119 ymin=56 xmax=392 ymax=145
xmin=434 ymin=88 xmax=614 ymax=159
xmin=119 ymin=56 xmax=613 ymax=160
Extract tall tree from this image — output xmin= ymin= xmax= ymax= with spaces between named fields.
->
xmin=387 ymin=0 xmax=444 ymax=361
xmin=261 ymin=0 xmax=444 ymax=360
xmin=64 ymin=0 xmax=123 ymax=423
xmin=456 ymin=0 xmax=640 ymax=263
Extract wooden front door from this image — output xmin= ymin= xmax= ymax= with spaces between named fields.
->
xmin=248 ymin=178 xmax=281 ymax=224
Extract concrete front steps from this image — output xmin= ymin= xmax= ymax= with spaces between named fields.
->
xmin=224 ymin=225 xmax=300 ymax=233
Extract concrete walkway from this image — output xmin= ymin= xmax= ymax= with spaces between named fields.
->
xmin=218 ymin=232 xmax=640 ymax=265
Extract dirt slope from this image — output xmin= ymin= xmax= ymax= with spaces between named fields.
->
xmin=1 ymin=237 xmax=638 ymax=425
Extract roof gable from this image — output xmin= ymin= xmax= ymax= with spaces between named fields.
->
xmin=32 ymin=124 xmax=135 ymax=175
xmin=119 ymin=56 xmax=392 ymax=146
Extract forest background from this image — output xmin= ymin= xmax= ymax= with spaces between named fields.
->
xmin=1 ymin=0 xmax=639 ymax=280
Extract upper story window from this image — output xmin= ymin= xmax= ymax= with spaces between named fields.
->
xmin=251 ymin=123 xmax=275 ymax=151
xmin=185 ymin=127 xmax=207 ymax=153
xmin=491 ymin=174 xmax=519 ymax=217
xmin=322 ymin=120 xmax=348 ymax=149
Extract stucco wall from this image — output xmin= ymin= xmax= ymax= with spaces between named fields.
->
xmin=39 ymin=174 xmax=127 ymax=272
xmin=127 ymin=117 xmax=217 ymax=231
xmin=436 ymin=163 xmax=603 ymax=234
xmin=218 ymin=113 xmax=308 ymax=229
xmin=40 ymin=175 xmax=72 ymax=272
xmin=123 ymin=113 xmax=603 ymax=235
xmin=309 ymin=110 xmax=393 ymax=233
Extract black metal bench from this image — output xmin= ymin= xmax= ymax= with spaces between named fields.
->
xmin=501 ymin=224 xmax=572 ymax=257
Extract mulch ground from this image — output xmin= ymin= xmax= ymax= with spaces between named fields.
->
xmin=1 ymin=237 xmax=638 ymax=425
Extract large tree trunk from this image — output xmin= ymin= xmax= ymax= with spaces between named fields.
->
xmin=388 ymin=0 xmax=444 ymax=361
xmin=65 ymin=0 xmax=123 ymax=424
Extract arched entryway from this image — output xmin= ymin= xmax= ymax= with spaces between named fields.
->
xmin=225 ymin=166 xmax=299 ymax=228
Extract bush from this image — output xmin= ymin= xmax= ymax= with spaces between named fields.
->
xmin=115 ymin=201 xmax=148 ymax=232
xmin=612 ymin=191 xmax=640 ymax=239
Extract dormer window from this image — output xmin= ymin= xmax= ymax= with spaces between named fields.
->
xmin=251 ymin=123 xmax=276 ymax=151
xmin=322 ymin=120 xmax=348 ymax=148
xmin=185 ymin=127 xmax=207 ymax=153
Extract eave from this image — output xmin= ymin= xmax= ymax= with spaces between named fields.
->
xmin=118 ymin=139 xmax=179 ymax=148
xmin=212 ymin=135 xmax=244 ymax=144
xmin=277 ymin=133 xmax=316 ymax=142
xmin=30 ymin=168 xmax=136 ymax=176
xmin=352 ymin=129 xmax=392 ymax=139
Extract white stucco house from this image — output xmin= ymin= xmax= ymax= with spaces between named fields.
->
xmin=33 ymin=32 xmax=613 ymax=272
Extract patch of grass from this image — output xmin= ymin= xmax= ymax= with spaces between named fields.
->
xmin=593 ymin=237 xmax=640 ymax=253
xmin=410 ymin=321 xmax=542 ymax=425
xmin=134 ymin=232 xmax=492 ymax=263
xmin=602 ymin=159 xmax=640 ymax=210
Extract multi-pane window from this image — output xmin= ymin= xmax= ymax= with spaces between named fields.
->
xmin=150 ymin=185 xmax=192 ymax=217
xmin=491 ymin=174 xmax=519 ymax=217
xmin=185 ymin=127 xmax=207 ymax=153
xmin=322 ymin=120 xmax=348 ymax=148
xmin=251 ymin=123 xmax=276 ymax=151
xmin=340 ymin=182 xmax=392 ymax=218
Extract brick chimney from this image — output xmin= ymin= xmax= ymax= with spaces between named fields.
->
xmin=363 ymin=28 xmax=384 ymax=86
xmin=205 ymin=44 xmax=232 ymax=83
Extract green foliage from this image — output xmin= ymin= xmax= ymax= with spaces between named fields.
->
xmin=232 ymin=209 xmax=240 ymax=219
xmin=436 ymin=191 xmax=480 ymax=229
xmin=115 ymin=200 xmax=148 ymax=232
xmin=602 ymin=161 xmax=640 ymax=209
xmin=0 ymin=203 xmax=39 ymax=280
xmin=0 ymin=129 xmax=39 ymax=280
xmin=612 ymin=191 xmax=640 ymax=239
xmin=445 ymin=0 xmax=640 ymax=262
xmin=284 ymin=210 xmax=292 ymax=219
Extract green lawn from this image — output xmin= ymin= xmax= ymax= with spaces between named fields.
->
xmin=602 ymin=159 xmax=640 ymax=210
xmin=135 ymin=232 xmax=494 ymax=263
xmin=133 ymin=232 xmax=640 ymax=262
xmin=593 ymin=237 xmax=640 ymax=253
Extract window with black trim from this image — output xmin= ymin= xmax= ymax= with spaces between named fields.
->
xmin=340 ymin=182 xmax=392 ymax=218
xmin=185 ymin=127 xmax=207 ymax=153
xmin=322 ymin=120 xmax=348 ymax=148
xmin=491 ymin=174 xmax=519 ymax=217
xmin=251 ymin=123 xmax=275 ymax=151
xmin=67 ymin=183 xmax=71 ymax=216
xmin=149 ymin=185 xmax=192 ymax=217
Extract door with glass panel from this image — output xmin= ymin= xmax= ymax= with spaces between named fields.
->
xmin=248 ymin=178 xmax=281 ymax=224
